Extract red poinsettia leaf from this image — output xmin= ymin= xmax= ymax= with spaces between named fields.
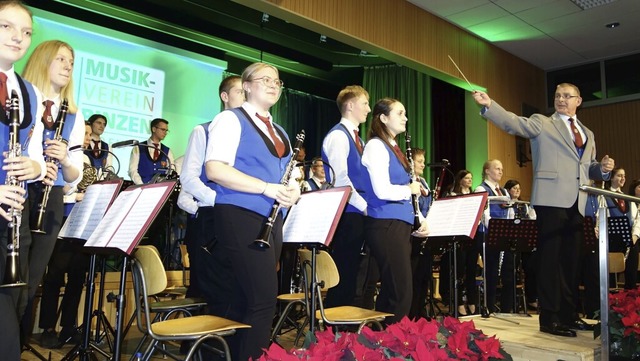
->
xmin=447 ymin=327 xmax=473 ymax=359
xmin=261 ymin=341 xmax=296 ymax=360
xmin=475 ymin=336 xmax=504 ymax=360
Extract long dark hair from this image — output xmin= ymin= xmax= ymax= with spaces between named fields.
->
xmin=367 ymin=98 xmax=409 ymax=170
xmin=604 ymin=167 xmax=624 ymax=189
xmin=451 ymin=169 xmax=472 ymax=194
xmin=627 ymin=178 xmax=640 ymax=197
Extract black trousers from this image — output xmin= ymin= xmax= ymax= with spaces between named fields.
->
xmin=365 ymin=218 xmax=412 ymax=323
xmin=0 ymin=206 xmax=33 ymax=359
xmin=535 ymin=203 xmax=583 ymax=326
xmin=409 ymin=238 xmax=432 ymax=319
xmin=207 ymin=205 xmax=282 ymax=361
xmin=324 ymin=212 xmax=365 ymax=308
xmin=38 ymin=237 xmax=89 ymax=330
xmin=20 ymin=185 xmax=63 ymax=339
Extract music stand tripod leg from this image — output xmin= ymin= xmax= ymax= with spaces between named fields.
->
xmin=481 ymin=231 xmax=519 ymax=325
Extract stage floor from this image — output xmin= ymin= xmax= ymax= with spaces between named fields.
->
xmin=462 ymin=314 xmax=602 ymax=361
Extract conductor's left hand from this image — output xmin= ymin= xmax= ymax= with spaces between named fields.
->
xmin=600 ymin=155 xmax=614 ymax=173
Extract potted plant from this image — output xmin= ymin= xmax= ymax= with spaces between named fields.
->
xmin=595 ymin=287 xmax=640 ymax=360
xmin=258 ymin=316 xmax=512 ymax=360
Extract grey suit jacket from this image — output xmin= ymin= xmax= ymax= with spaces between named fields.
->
xmin=482 ymin=101 xmax=607 ymax=215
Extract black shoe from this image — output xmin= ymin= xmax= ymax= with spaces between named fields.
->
xmin=58 ymin=327 xmax=82 ymax=345
xmin=40 ymin=329 xmax=61 ymax=349
xmin=540 ymin=322 xmax=577 ymax=337
xmin=565 ymin=318 xmax=595 ymax=331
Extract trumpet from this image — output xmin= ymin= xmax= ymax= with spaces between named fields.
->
xmin=2 ymin=90 xmax=27 ymax=288
xmin=254 ymin=130 xmax=305 ymax=248
xmin=405 ymin=126 xmax=421 ymax=231
xmin=32 ymin=99 xmax=68 ymax=234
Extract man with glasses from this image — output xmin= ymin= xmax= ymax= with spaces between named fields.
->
xmin=302 ymin=156 xmax=328 ymax=192
xmin=129 ymin=117 xmax=175 ymax=184
xmin=472 ymin=83 xmax=615 ymax=337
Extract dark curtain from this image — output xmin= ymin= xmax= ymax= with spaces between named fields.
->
xmin=271 ymin=88 xmax=340 ymax=160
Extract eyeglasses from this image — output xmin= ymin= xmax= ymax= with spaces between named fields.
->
xmin=554 ymin=94 xmax=579 ymax=100
xmin=155 ymin=127 xmax=169 ymax=133
xmin=251 ymin=76 xmax=284 ymax=88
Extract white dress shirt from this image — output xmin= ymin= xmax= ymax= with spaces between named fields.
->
xmin=178 ymin=122 xmax=216 ymax=215
xmin=361 ymin=138 xmax=411 ymax=202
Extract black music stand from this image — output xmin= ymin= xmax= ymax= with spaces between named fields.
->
xmin=59 ymin=180 xmax=176 ymax=361
xmin=486 ymin=218 xmax=537 ymax=317
xmin=282 ymin=186 xmax=350 ymax=334
xmin=429 ymin=236 xmax=472 ymax=318
xmin=423 ymin=193 xmax=488 ymax=319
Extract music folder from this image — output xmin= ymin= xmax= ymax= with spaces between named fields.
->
xmin=424 ymin=192 xmax=488 ymax=239
xmin=61 ymin=180 xmax=176 ymax=255
xmin=59 ymin=179 xmax=124 ymax=241
xmin=283 ymin=186 xmax=350 ymax=246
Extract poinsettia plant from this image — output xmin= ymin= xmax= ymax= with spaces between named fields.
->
xmin=595 ymin=287 xmax=640 ymax=359
xmin=257 ymin=316 xmax=513 ymax=360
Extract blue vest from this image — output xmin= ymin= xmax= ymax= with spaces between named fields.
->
xmin=478 ymin=182 xmax=509 ymax=232
xmin=0 ymin=75 xmax=38 ymax=184
xmin=137 ymin=142 xmax=170 ymax=183
xmin=85 ymin=140 xmax=110 ymax=168
xmin=42 ymin=112 xmax=78 ymax=186
xmin=213 ymin=108 xmax=292 ymax=217
xmin=321 ymin=124 xmax=367 ymax=214
xmin=363 ymin=140 xmax=413 ymax=224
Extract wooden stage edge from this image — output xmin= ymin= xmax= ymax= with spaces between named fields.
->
xmin=459 ymin=314 xmax=602 ymax=361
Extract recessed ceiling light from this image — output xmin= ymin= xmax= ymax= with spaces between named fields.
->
xmin=570 ymin=0 xmax=617 ymax=10
xmin=605 ymin=22 xmax=620 ymax=29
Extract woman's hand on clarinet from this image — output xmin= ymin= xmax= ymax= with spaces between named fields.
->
xmin=43 ymin=162 xmax=58 ymax=185
xmin=412 ymin=220 xmax=430 ymax=238
xmin=3 ymin=156 xmax=42 ymax=182
xmin=262 ymin=182 xmax=301 ymax=208
xmin=0 ymin=185 xmax=25 ymax=221
xmin=409 ymin=182 xmax=421 ymax=195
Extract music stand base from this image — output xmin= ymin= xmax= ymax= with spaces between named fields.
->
xmin=22 ymin=343 xmax=49 ymax=361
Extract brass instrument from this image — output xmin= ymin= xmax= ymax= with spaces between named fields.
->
xmin=405 ymin=126 xmax=421 ymax=231
xmin=254 ymin=130 xmax=305 ymax=248
xmin=77 ymin=162 xmax=98 ymax=192
xmin=32 ymin=99 xmax=68 ymax=234
xmin=2 ymin=90 xmax=27 ymax=287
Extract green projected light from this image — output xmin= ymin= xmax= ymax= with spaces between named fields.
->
xmin=18 ymin=8 xmax=227 ymax=178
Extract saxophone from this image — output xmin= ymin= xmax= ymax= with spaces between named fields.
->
xmin=32 ymin=99 xmax=68 ymax=233
xmin=2 ymin=90 xmax=27 ymax=287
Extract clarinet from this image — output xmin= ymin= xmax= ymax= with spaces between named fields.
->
xmin=2 ymin=91 xmax=27 ymax=287
xmin=32 ymin=98 xmax=69 ymax=233
xmin=405 ymin=131 xmax=421 ymax=231
xmin=253 ymin=130 xmax=305 ymax=248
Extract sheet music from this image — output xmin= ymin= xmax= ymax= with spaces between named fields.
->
xmin=84 ymin=183 xmax=173 ymax=253
xmin=425 ymin=193 xmax=487 ymax=238
xmin=283 ymin=187 xmax=350 ymax=245
xmin=59 ymin=182 xmax=121 ymax=239
xmin=108 ymin=187 xmax=168 ymax=251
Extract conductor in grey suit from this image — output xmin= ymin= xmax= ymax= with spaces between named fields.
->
xmin=472 ymin=83 xmax=615 ymax=337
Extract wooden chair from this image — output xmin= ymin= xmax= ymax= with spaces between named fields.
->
xmin=131 ymin=247 xmax=250 ymax=361
xmin=298 ymin=249 xmax=392 ymax=332
xmin=609 ymin=252 xmax=626 ymax=290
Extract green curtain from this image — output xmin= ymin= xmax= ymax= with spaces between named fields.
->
xmin=363 ymin=65 xmax=432 ymax=157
